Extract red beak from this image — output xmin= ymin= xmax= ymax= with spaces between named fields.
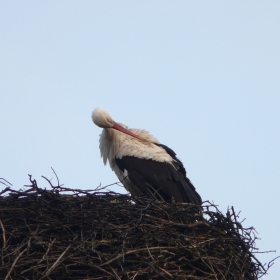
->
xmin=112 ymin=122 xmax=142 ymax=140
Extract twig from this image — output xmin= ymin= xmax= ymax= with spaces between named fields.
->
xmin=39 ymin=243 xmax=72 ymax=280
xmin=0 ymin=219 xmax=6 ymax=249
xmin=4 ymin=247 xmax=28 ymax=280
xmin=100 ymin=247 xmax=178 ymax=266
xmin=0 ymin=178 xmax=13 ymax=187
xmin=146 ymin=263 xmax=171 ymax=280
xmin=38 ymin=238 xmax=57 ymax=264
xmin=109 ymin=265 xmax=122 ymax=280
xmin=0 ymin=187 xmax=11 ymax=196
xmin=51 ymin=167 xmax=62 ymax=187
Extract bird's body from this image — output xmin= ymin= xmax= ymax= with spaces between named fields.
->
xmin=92 ymin=108 xmax=202 ymax=204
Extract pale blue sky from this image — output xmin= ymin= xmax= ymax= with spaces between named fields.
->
xmin=1 ymin=1 xmax=279 ymax=278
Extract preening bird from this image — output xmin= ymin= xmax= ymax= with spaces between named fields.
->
xmin=92 ymin=108 xmax=202 ymax=205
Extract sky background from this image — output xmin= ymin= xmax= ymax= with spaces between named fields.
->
xmin=1 ymin=1 xmax=279 ymax=278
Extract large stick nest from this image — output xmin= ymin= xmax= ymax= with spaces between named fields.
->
xmin=0 ymin=176 xmax=275 ymax=279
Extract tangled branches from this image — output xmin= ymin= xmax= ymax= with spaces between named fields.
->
xmin=0 ymin=175 xmax=276 ymax=279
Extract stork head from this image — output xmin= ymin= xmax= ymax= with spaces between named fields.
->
xmin=92 ymin=108 xmax=114 ymax=128
xmin=92 ymin=107 xmax=143 ymax=140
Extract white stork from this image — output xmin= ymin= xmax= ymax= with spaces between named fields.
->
xmin=92 ymin=108 xmax=202 ymax=205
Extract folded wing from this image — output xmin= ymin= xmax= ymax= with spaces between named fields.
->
xmin=115 ymin=146 xmax=202 ymax=204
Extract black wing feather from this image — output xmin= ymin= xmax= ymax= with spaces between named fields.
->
xmin=115 ymin=153 xmax=202 ymax=204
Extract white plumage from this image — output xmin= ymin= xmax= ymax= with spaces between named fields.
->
xmin=92 ymin=108 xmax=202 ymax=204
